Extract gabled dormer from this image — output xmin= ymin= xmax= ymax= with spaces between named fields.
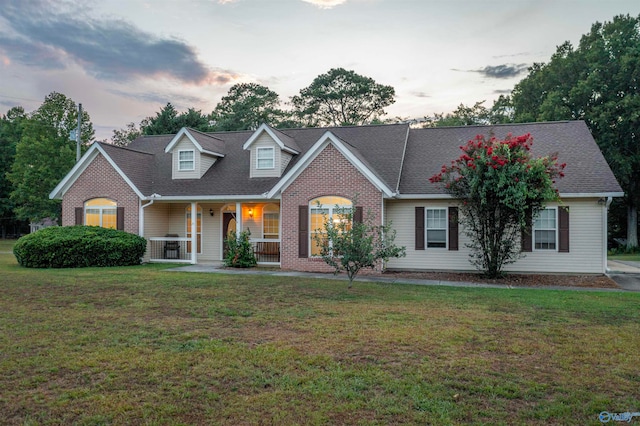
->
xmin=164 ymin=128 xmax=225 ymax=179
xmin=243 ymin=124 xmax=300 ymax=178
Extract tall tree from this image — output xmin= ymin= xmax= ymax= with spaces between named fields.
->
xmin=111 ymin=121 xmax=145 ymax=147
xmin=31 ymin=92 xmax=93 ymax=142
xmin=142 ymin=103 xmax=179 ymax=135
xmin=511 ymin=14 xmax=640 ymax=247
xmin=211 ymin=83 xmax=286 ymax=131
xmin=142 ymin=103 xmax=211 ymax=135
xmin=0 ymin=107 xmax=27 ymax=236
xmin=291 ymin=68 xmax=396 ymax=127
xmin=427 ymin=99 xmax=514 ymax=128
xmin=8 ymin=93 xmax=94 ymax=222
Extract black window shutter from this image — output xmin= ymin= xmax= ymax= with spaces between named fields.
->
xmin=298 ymin=205 xmax=308 ymax=258
xmin=116 ymin=207 xmax=125 ymax=231
xmin=521 ymin=210 xmax=532 ymax=252
xmin=415 ymin=207 xmax=425 ymax=250
xmin=558 ymin=206 xmax=569 ymax=253
xmin=448 ymin=207 xmax=459 ymax=251
xmin=354 ymin=206 xmax=363 ymax=223
xmin=75 ymin=207 xmax=83 ymax=225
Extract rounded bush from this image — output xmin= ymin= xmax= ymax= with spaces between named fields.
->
xmin=13 ymin=226 xmax=147 ymax=268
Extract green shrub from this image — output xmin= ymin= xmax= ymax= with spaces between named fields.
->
xmin=13 ymin=226 xmax=147 ymax=268
xmin=224 ymin=230 xmax=257 ymax=268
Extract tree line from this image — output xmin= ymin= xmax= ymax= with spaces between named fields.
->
xmin=1 ymin=14 xmax=638 ymax=248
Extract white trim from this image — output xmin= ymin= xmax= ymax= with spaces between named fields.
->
xmin=178 ymin=149 xmax=195 ymax=171
xmin=425 ymin=207 xmax=448 ymax=249
xmin=267 ymin=131 xmax=395 ymax=198
xmin=256 ymin=147 xmax=275 ymax=170
xmin=144 ymin=195 xmax=268 ymax=201
xmin=394 ymin=192 xmax=625 ymax=200
xmin=533 ymin=207 xmax=558 ymax=252
xmin=49 ymin=142 xmax=145 ymax=200
xmin=243 ymin=124 xmax=299 ymax=154
xmin=164 ymin=128 xmax=225 ymax=157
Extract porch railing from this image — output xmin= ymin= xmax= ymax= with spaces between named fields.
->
xmin=251 ymin=239 xmax=280 ymax=264
xmin=149 ymin=237 xmax=192 ymax=263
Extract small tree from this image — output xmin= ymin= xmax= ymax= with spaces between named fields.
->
xmin=429 ymin=133 xmax=565 ymax=278
xmin=313 ymin=204 xmax=405 ymax=288
xmin=224 ymin=229 xmax=257 ymax=268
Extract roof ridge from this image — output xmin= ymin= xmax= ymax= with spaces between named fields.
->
xmin=97 ymin=141 xmax=154 ymax=156
xmin=416 ymin=120 xmax=579 ymax=130
xmin=186 ymin=127 xmax=225 ymax=141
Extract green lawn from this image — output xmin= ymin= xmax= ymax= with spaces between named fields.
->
xmin=1 ymin=247 xmax=639 ymax=425
xmin=609 ymin=253 xmax=640 ymax=262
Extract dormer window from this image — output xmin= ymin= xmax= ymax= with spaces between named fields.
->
xmin=257 ymin=147 xmax=275 ymax=169
xmin=178 ymin=150 xmax=195 ymax=171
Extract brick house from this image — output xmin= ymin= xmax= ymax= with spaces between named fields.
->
xmin=50 ymin=121 xmax=623 ymax=274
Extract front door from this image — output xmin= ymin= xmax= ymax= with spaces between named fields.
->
xmin=223 ymin=212 xmax=236 ymax=259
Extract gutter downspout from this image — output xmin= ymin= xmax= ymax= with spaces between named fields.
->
xmin=139 ymin=199 xmax=155 ymax=236
xmin=604 ymin=196 xmax=612 ymax=273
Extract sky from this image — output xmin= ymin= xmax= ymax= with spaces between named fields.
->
xmin=1 ymin=0 xmax=639 ymax=141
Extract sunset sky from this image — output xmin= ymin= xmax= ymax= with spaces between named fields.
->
xmin=1 ymin=0 xmax=638 ymax=140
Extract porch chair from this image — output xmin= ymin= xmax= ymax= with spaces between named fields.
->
xmin=164 ymin=234 xmax=181 ymax=259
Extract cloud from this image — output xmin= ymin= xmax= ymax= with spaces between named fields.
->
xmin=452 ymin=63 xmax=530 ymax=79
xmin=477 ymin=64 xmax=529 ymax=79
xmin=0 ymin=0 xmax=237 ymax=85
xmin=301 ymin=0 xmax=348 ymax=9
xmin=494 ymin=89 xmax=513 ymax=94
xmin=411 ymin=91 xmax=431 ymax=98
xmin=107 ymin=89 xmax=206 ymax=107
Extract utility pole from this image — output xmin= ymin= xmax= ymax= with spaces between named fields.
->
xmin=76 ymin=103 xmax=82 ymax=162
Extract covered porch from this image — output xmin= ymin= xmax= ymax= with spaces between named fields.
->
xmin=140 ymin=199 xmax=281 ymax=265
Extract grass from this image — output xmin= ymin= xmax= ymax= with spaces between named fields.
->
xmin=609 ymin=253 xmax=640 ymax=262
xmin=1 ymin=241 xmax=639 ymax=425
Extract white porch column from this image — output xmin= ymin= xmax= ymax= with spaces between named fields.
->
xmin=191 ymin=201 xmax=197 ymax=264
xmin=236 ymin=202 xmax=242 ymax=234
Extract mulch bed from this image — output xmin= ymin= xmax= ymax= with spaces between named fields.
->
xmin=382 ymin=270 xmax=620 ymax=289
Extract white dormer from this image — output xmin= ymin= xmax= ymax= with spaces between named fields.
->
xmin=165 ymin=128 xmax=225 ymax=179
xmin=243 ymin=124 xmax=300 ymax=178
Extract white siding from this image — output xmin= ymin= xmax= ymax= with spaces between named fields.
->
xmin=507 ymin=199 xmax=605 ymax=273
xmin=199 ymin=155 xmax=217 ymax=178
xmin=385 ymin=198 xmax=606 ymax=274
xmin=250 ymin=133 xmax=281 ymax=178
xmin=385 ymin=200 xmax=472 ymax=271
xmin=281 ymin=152 xmax=293 ymax=174
xmin=172 ymin=137 xmax=200 ymax=180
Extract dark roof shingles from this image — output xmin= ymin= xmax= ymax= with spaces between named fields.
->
xmin=112 ymin=121 xmax=620 ymax=198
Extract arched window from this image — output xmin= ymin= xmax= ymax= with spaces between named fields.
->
xmin=263 ymin=204 xmax=280 ymax=240
xmin=309 ymin=196 xmax=352 ymax=256
xmin=186 ymin=205 xmax=202 ymax=254
xmin=84 ymin=198 xmax=117 ymax=229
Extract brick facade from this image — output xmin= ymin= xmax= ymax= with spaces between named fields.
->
xmin=62 ymin=154 xmax=140 ymax=234
xmin=281 ymin=143 xmax=383 ymax=272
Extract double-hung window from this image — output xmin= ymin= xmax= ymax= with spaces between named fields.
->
xmin=257 ymin=147 xmax=275 ymax=169
xmin=534 ymin=208 xmax=557 ymax=250
xmin=426 ymin=208 xmax=447 ymax=248
xmin=178 ymin=150 xmax=195 ymax=171
xmin=263 ymin=204 xmax=280 ymax=240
